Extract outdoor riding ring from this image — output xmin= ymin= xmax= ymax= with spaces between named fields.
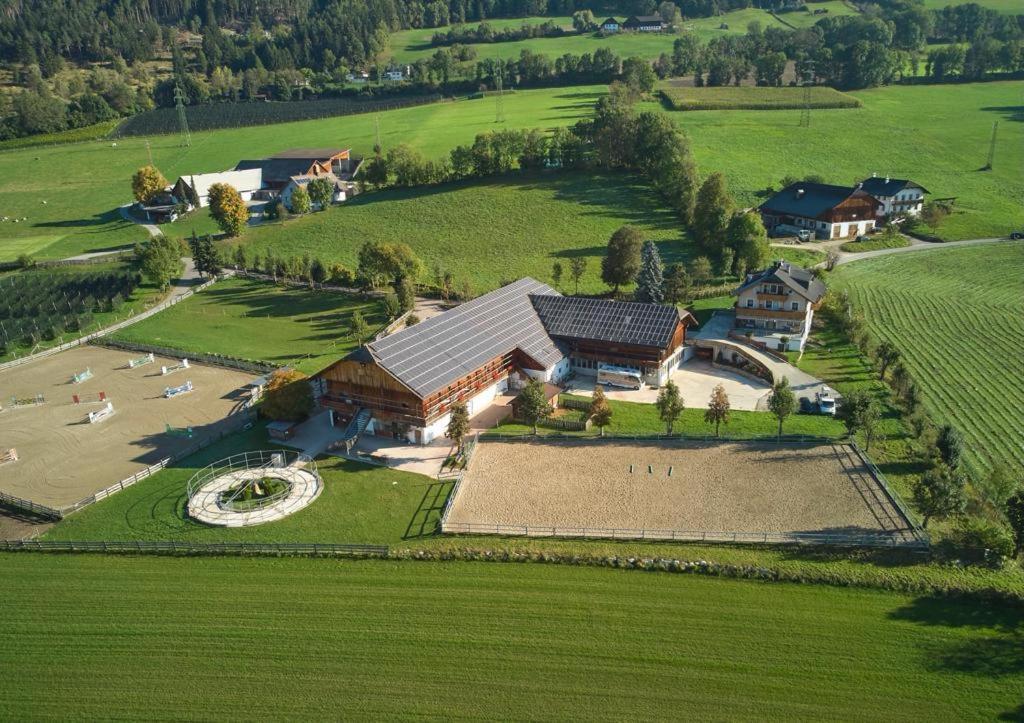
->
xmin=186 ymin=450 xmax=322 ymax=527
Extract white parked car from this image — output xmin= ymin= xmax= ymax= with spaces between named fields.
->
xmin=816 ymin=387 xmax=837 ymax=416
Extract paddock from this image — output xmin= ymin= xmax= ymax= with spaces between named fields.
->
xmin=443 ymin=439 xmax=920 ymax=546
xmin=0 ymin=346 xmax=253 ymax=509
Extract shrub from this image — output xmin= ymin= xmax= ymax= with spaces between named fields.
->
xmin=943 ymin=519 xmax=1016 ymax=566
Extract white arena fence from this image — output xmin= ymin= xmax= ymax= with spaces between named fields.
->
xmin=186 ymin=450 xmax=315 ymax=510
xmin=0 ymin=539 xmax=389 ymax=557
xmin=0 ymin=277 xmax=216 ymax=374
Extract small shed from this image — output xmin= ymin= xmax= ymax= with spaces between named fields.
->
xmin=266 ymin=420 xmax=298 ymax=441
xmin=510 ymin=383 xmax=561 ymax=419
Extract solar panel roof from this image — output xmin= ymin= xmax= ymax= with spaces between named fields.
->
xmin=530 ymin=294 xmax=683 ymax=348
xmin=362 ymin=278 xmax=564 ymax=398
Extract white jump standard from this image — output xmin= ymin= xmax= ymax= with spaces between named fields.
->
xmin=164 ymin=380 xmax=193 ymax=398
xmin=86 ymin=401 xmax=115 ymax=424
xmin=128 ymin=352 xmax=155 ymax=369
xmin=0 ymin=447 xmax=18 ymax=465
xmin=161 ymin=358 xmax=190 ymax=375
xmin=71 ymin=367 xmax=93 ymax=384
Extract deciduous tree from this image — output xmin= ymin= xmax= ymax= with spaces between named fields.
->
xmin=590 ymin=385 xmax=613 ymax=437
xmin=655 ymin=380 xmax=685 ymax=434
xmin=693 ymin=172 xmax=734 ymax=254
xmin=261 ymin=369 xmax=314 ymax=422
xmin=704 ymin=383 xmax=730 ymax=437
xmin=569 ymin=257 xmax=587 ymax=294
xmin=663 ymin=263 xmax=692 ymax=304
xmin=601 ymin=225 xmax=643 ymax=295
xmin=207 ymin=182 xmax=248 ymax=237
xmin=446 ymin=401 xmax=471 ymax=451
xmin=913 ymin=463 xmax=966 ymax=528
xmin=307 ymin=177 xmax=334 ymax=209
xmin=936 ymin=424 xmax=964 ymax=471
xmin=289 ymin=185 xmax=311 ymax=214
xmin=357 ymin=240 xmax=423 ymax=288
xmin=131 ymin=165 xmax=167 ymax=203
xmin=517 ymin=378 xmax=553 ymax=435
xmin=768 ymin=376 xmax=795 ymax=439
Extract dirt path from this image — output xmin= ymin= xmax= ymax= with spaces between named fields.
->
xmin=772 ymin=235 xmax=1013 ymax=268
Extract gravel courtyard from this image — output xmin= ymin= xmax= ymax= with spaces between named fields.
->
xmin=445 ymin=439 xmax=917 ymax=543
xmin=0 ymin=346 xmax=253 ymax=508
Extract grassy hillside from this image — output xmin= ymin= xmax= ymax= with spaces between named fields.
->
xmin=832 ymin=241 xmax=1024 ymax=477
xmin=661 ymin=85 xmax=860 ymax=111
xmin=0 ymin=85 xmax=603 ymax=261
xmin=3 ymin=554 xmax=1023 ymax=720
xmin=108 ymin=277 xmax=387 ymax=374
xmin=230 ymin=171 xmax=686 ymax=295
xmin=662 ymin=81 xmax=1024 ymax=241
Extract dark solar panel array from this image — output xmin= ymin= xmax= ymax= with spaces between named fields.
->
xmin=530 ymin=294 xmax=679 ymax=348
xmin=366 ymin=278 xmax=564 ymax=397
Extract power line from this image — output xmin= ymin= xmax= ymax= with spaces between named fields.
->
xmin=173 ymin=83 xmax=191 ymax=148
xmin=799 ymin=61 xmax=814 ymax=128
xmin=495 ymin=57 xmax=506 ymax=124
xmin=983 ymin=121 xmax=998 ymax=171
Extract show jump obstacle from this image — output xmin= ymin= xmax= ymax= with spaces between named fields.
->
xmin=6 ymin=394 xmax=45 ymax=409
xmin=73 ymin=391 xmax=107 ymax=405
xmin=0 ymin=448 xmax=17 ymax=465
xmin=71 ymin=367 xmax=93 ymax=384
xmin=128 ymin=352 xmax=155 ymax=369
xmin=87 ymin=401 xmax=115 ymax=424
xmin=161 ymin=359 xmax=189 ymax=376
xmin=164 ymin=380 xmax=193 ymax=398
xmin=165 ymin=423 xmax=194 ymax=438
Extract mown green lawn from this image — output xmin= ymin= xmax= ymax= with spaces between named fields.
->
xmin=230 ymin=171 xmax=688 ymax=295
xmin=108 ymin=276 xmax=387 ymax=373
xmin=493 ymin=393 xmax=846 ymax=438
xmin=831 ymin=241 xmax=1024 ymax=478
xmin=0 ymin=85 xmax=603 ymax=261
xmin=657 ymin=81 xmax=1024 ymax=241
xmin=2 ymin=554 xmax=1023 ymax=720
xmin=839 ymin=234 xmax=910 ymax=253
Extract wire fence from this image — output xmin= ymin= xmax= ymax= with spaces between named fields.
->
xmin=92 ymin=338 xmax=276 ymax=375
xmin=484 ymin=432 xmax=841 ymax=444
xmin=0 ymin=539 xmax=389 ymax=556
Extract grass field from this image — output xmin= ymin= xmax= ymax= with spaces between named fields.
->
xmin=832 ymin=241 xmax=1024 ymax=478
xmin=230 ymin=171 xmax=686 ymax=294
xmin=2 ymin=554 xmax=1023 ymax=720
xmin=0 ymin=85 xmax=602 ymax=261
xmin=657 ymin=81 xmax=1024 ymax=241
xmin=109 ymin=277 xmax=387 ymax=374
xmin=839 ymin=234 xmax=911 ymax=253
xmin=660 ymin=85 xmax=861 ymax=111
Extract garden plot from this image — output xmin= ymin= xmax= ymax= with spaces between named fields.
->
xmin=444 ymin=439 xmax=918 ymax=545
xmin=0 ymin=346 xmax=252 ymax=509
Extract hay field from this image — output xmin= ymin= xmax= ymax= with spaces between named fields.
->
xmin=446 ymin=439 xmax=915 ymax=542
xmin=0 ymin=346 xmax=253 ymax=508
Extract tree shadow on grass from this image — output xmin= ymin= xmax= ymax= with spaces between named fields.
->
xmin=403 ymin=480 xmax=453 ymax=539
xmin=980 ymin=105 xmax=1024 ymax=123
xmin=33 ymin=208 xmax=124 ymax=230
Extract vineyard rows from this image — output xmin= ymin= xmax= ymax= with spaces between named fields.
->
xmin=836 ymin=244 xmax=1024 ymax=478
xmin=115 ymin=95 xmax=443 ymax=136
xmin=0 ymin=270 xmax=141 ymax=351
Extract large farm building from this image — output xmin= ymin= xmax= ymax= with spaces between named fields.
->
xmin=318 ymin=278 xmax=695 ymax=444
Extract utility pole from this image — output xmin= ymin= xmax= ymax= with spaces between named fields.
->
xmin=983 ymin=121 xmax=998 ymax=170
xmin=495 ymin=57 xmax=506 ymax=124
xmin=145 ymin=139 xmax=153 ymax=166
xmin=174 ymin=83 xmax=191 ymax=148
xmin=799 ymin=61 xmax=814 ymax=128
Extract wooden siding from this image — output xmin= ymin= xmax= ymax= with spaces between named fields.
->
xmin=822 ymin=194 xmax=879 ymax=223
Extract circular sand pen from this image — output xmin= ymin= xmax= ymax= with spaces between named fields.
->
xmin=186 ymin=450 xmax=322 ymax=527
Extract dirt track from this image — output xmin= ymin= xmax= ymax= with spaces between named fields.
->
xmin=447 ymin=439 xmax=910 ymax=537
xmin=0 ymin=346 xmax=253 ymax=508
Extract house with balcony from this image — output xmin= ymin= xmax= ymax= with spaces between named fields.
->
xmin=733 ymin=261 xmax=826 ymax=352
xmin=759 ymin=182 xmax=881 ymax=240
xmin=858 ymin=175 xmax=928 ymax=220
xmin=623 ymin=15 xmax=666 ymax=31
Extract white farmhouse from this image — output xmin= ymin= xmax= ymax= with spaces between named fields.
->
xmin=858 ymin=176 xmax=929 ymax=219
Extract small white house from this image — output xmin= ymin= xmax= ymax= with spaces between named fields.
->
xmin=859 ymin=176 xmax=928 ymax=219
xmin=172 ymin=169 xmax=263 ymax=208
xmin=600 ymin=17 xmax=620 ymax=32
xmin=733 ymin=260 xmax=827 ymax=352
xmin=280 ymin=174 xmax=348 ymax=211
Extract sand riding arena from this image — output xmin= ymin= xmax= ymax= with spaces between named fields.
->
xmin=443 ymin=439 xmax=923 ymax=547
xmin=0 ymin=346 xmax=254 ymax=511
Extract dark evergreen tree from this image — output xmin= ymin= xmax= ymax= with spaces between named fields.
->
xmin=634 ymin=240 xmax=664 ymax=304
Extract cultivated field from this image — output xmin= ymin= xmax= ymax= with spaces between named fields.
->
xmin=110 ymin=277 xmax=387 ymax=374
xmin=0 ymin=85 xmax=602 ymax=260
xmin=446 ymin=439 xmax=916 ymax=543
xmin=833 ymin=241 xmax=1024 ymax=478
xmin=3 ymin=555 xmax=1021 ymax=720
xmin=661 ymin=81 xmax=1024 ymax=240
xmin=0 ymin=346 xmax=252 ymax=508
xmin=660 ymin=85 xmax=861 ymax=111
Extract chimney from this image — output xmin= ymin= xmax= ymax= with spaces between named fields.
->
xmin=796 ymin=188 xmax=805 ymax=199
xmin=884 ymin=176 xmax=890 ymax=183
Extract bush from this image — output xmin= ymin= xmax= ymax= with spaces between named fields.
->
xmin=943 ymin=519 xmax=1016 ymax=566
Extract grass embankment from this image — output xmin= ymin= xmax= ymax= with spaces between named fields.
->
xmin=231 ymin=171 xmax=687 ymax=295
xmin=660 ymin=85 xmax=861 ymax=111
xmin=0 ymin=119 xmax=120 ymax=151
xmin=0 ymin=85 xmax=603 ymax=261
xmin=839 ymin=234 xmax=911 ymax=252
xmin=3 ymin=555 xmax=1021 ymax=720
xmin=831 ymin=241 xmax=1024 ymax=478
xmin=664 ymin=81 xmax=1024 ymax=241
xmin=0 ymin=262 xmax=166 ymax=365
xmin=109 ymin=276 xmax=387 ymax=374
xmin=492 ymin=394 xmax=846 ymax=438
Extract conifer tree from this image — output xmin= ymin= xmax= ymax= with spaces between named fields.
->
xmin=635 ymin=240 xmax=664 ymax=303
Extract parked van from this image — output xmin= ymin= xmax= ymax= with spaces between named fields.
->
xmin=597 ymin=363 xmax=643 ymax=390
xmin=772 ymin=224 xmax=813 ymax=242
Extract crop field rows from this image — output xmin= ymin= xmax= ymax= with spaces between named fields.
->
xmin=834 ymin=242 xmax=1024 ymax=477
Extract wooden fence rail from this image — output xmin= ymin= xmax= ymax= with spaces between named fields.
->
xmin=0 ymin=539 xmax=389 ymax=556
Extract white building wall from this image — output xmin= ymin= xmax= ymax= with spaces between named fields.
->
xmin=414 ymin=376 xmax=512 ymax=444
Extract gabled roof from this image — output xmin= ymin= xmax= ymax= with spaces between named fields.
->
xmin=287 ymin=173 xmax=344 ymax=189
xmin=601 ymin=17 xmax=619 ymax=24
xmin=625 ymin=15 xmax=664 ymax=24
xmin=178 ymin=169 xmax=263 ymax=199
xmin=357 ymin=278 xmax=564 ymax=398
xmin=760 ymin=182 xmax=874 ymax=220
xmin=234 ymin=158 xmax=328 ymax=184
xmin=530 ymin=294 xmax=692 ymax=349
xmin=858 ymin=177 xmax=929 ymax=197
xmin=736 ymin=261 xmax=826 ymax=303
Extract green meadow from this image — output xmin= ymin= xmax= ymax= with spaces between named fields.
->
xmin=108 ymin=277 xmax=387 ymax=374
xmin=0 ymin=85 xmax=603 ymax=261
xmin=3 ymin=554 xmax=1023 ymax=720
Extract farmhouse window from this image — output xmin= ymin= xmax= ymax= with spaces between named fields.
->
xmin=746 ymin=299 xmax=754 ymax=308
xmin=791 ymin=302 xmax=798 ymax=311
